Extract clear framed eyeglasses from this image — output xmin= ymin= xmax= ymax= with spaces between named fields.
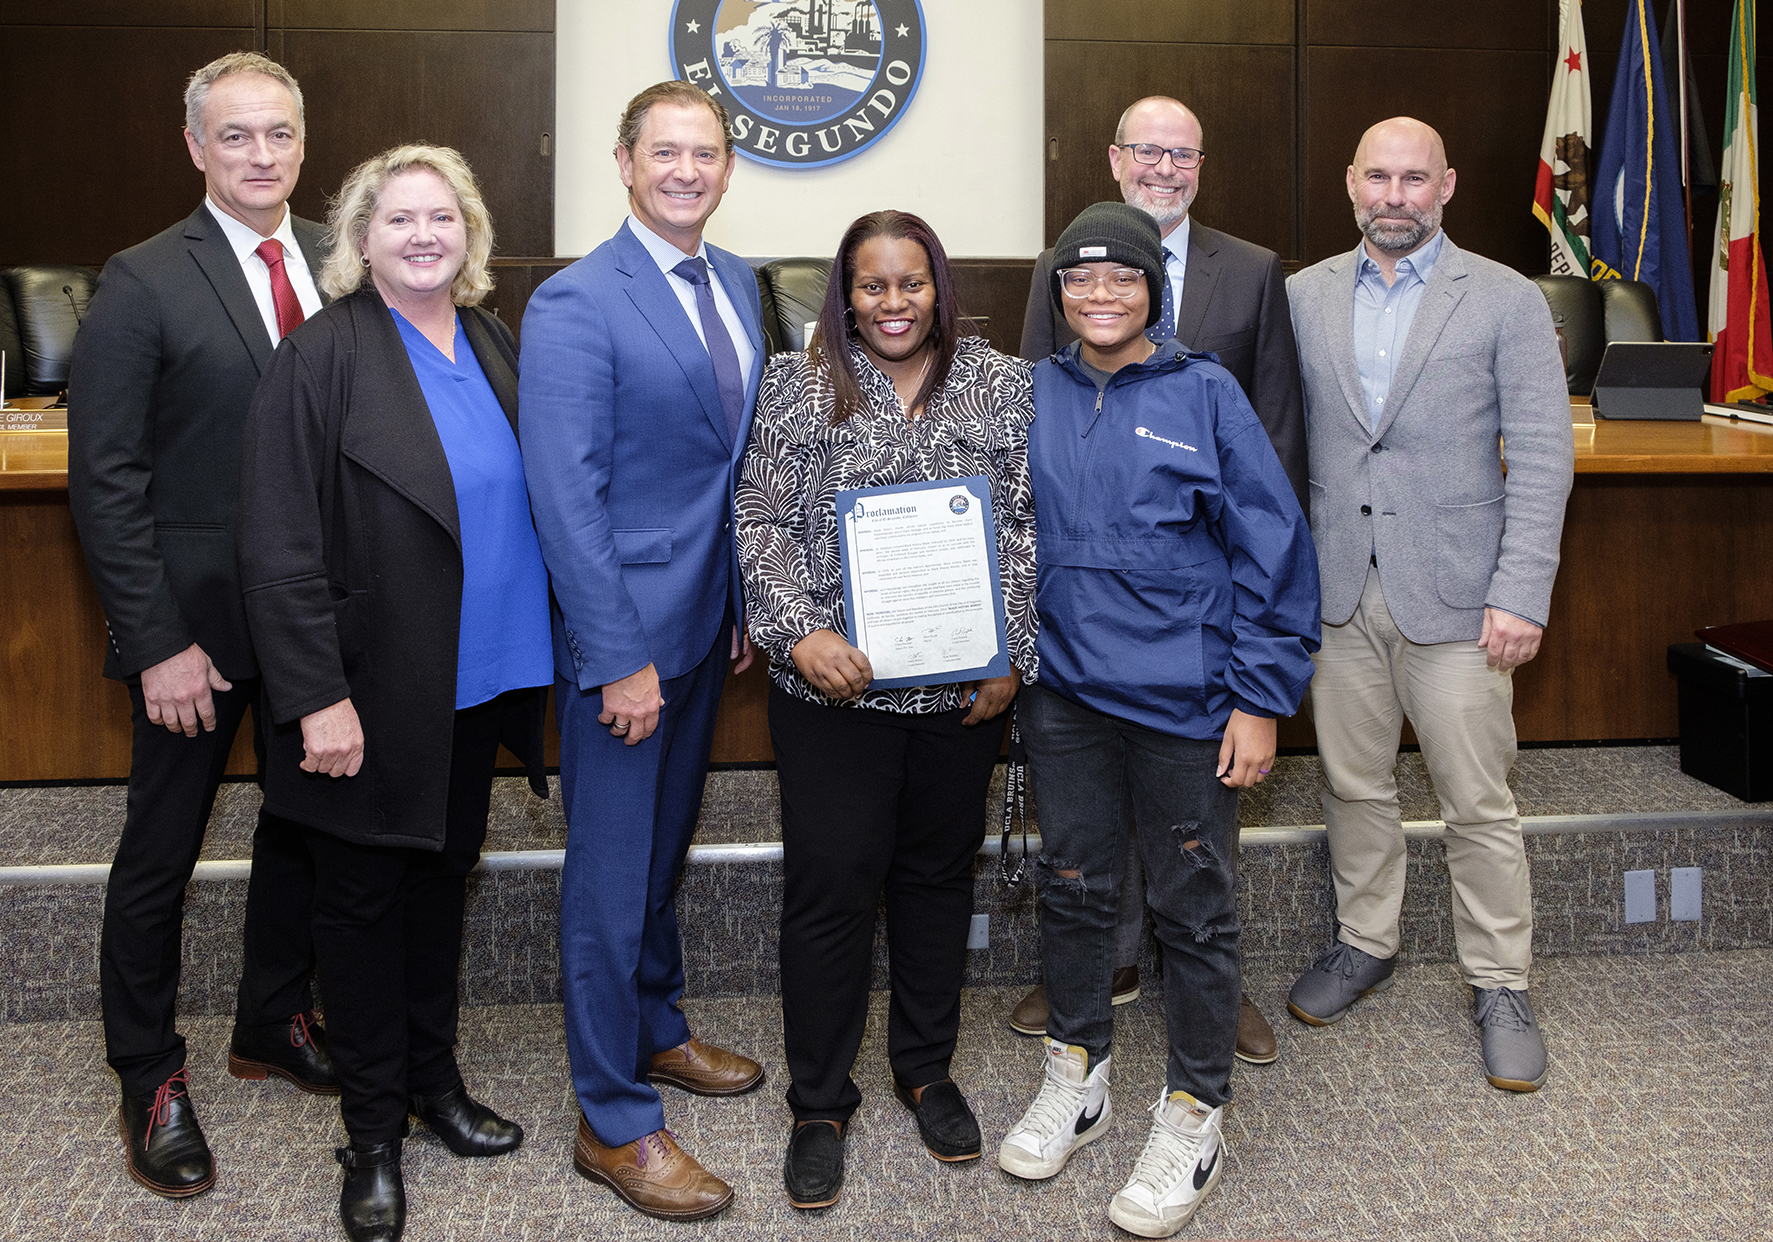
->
xmin=1058 ymin=267 xmax=1146 ymax=299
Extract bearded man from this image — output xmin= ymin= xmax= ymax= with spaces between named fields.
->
xmin=1283 ymin=118 xmax=1573 ymax=1094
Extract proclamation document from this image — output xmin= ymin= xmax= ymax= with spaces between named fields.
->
xmin=835 ymin=475 xmax=1011 ymax=690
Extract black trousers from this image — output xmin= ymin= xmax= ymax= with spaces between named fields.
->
xmin=101 ymin=678 xmax=317 ymax=1097
xmin=305 ymin=690 xmax=516 ymax=1143
xmin=771 ymin=685 xmax=1004 ymax=1124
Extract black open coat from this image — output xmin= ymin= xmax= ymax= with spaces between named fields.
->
xmin=236 ymin=285 xmax=545 ymax=850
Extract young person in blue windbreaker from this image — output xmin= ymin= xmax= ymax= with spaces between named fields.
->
xmin=997 ymin=201 xmax=1320 ymax=1239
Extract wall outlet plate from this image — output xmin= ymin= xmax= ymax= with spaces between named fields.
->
xmin=1670 ymin=867 xmax=1703 ymax=921
xmin=1623 ymin=870 xmax=1657 ymax=924
xmin=967 ymin=913 xmax=989 ymax=950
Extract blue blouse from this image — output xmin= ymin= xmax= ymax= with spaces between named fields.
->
xmin=393 ymin=309 xmax=552 ymax=709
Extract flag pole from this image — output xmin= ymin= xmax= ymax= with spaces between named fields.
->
xmin=1678 ymin=0 xmax=1693 ymax=255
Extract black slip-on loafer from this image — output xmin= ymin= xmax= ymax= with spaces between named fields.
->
xmin=783 ymin=1120 xmax=845 ymax=1209
xmin=893 ymin=1078 xmax=981 ymax=1161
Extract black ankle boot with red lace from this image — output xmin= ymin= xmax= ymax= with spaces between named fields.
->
xmin=119 ymin=1067 xmax=214 ymax=1198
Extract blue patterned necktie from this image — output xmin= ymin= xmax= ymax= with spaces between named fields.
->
xmin=1146 ymin=247 xmax=1177 ymax=344
xmin=671 ymin=256 xmax=745 ymax=443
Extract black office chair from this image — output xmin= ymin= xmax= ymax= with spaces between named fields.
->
xmin=1599 ymin=279 xmax=1664 ymax=344
xmin=753 ymin=258 xmax=832 ymax=357
xmin=1530 ymin=275 xmax=1665 ymax=396
xmin=1 ymin=265 xmax=98 ymax=401
xmin=1530 ymin=275 xmax=1605 ymax=395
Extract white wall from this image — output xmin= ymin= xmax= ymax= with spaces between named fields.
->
xmin=555 ymin=0 xmax=1043 ymax=259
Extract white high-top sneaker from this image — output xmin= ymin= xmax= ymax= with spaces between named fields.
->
xmin=996 ymin=1038 xmax=1112 ymax=1180
xmin=1108 ymin=1089 xmax=1226 ymax=1238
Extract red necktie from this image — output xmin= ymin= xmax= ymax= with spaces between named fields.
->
xmin=254 ymin=239 xmax=306 ymax=340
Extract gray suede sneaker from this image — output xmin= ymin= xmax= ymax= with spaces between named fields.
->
xmin=1474 ymin=986 xmax=1548 ymax=1092
xmin=1286 ymin=942 xmax=1396 ymax=1026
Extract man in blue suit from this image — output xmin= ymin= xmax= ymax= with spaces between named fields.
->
xmin=519 ymin=80 xmax=766 ymax=1222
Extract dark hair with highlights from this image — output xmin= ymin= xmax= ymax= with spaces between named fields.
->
xmin=615 ymin=79 xmax=733 ymax=157
xmin=810 ymin=210 xmax=963 ymax=426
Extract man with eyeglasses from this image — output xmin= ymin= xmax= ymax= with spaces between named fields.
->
xmin=1012 ymin=94 xmax=1305 ymax=1069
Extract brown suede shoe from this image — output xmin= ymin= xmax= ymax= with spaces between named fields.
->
xmin=1007 ymin=968 xmax=1141 ymax=1037
xmin=573 ymin=1115 xmax=733 ymax=1222
xmin=1236 ymin=993 xmax=1279 ymax=1064
xmin=648 ymin=1036 xmax=764 ymax=1097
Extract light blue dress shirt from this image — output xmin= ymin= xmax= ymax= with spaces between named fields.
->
xmin=1351 ymin=229 xmax=1444 ymax=430
xmin=624 ymin=215 xmax=756 ymax=387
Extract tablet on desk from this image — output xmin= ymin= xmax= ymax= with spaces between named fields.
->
xmin=1590 ymin=341 xmax=1714 ymax=420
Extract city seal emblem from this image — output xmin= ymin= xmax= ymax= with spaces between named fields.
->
xmin=670 ymin=0 xmax=927 ymax=168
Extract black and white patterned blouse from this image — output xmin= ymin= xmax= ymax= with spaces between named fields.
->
xmin=737 ymin=335 xmax=1038 ymax=714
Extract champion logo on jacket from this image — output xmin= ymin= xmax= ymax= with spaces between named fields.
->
xmin=1135 ymin=425 xmax=1197 ymax=452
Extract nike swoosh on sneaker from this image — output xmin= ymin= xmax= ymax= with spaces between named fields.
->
xmin=1073 ymin=1103 xmax=1103 ymax=1136
xmin=1192 ymin=1146 xmax=1218 ymax=1190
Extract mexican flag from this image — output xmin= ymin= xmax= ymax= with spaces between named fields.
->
xmin=1709 ymin=0 xmax=1772 ymax=402
xmin=1534 ymin=0 xmax=1592 ymax=278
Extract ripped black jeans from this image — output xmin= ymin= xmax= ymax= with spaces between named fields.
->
xmin=1022 ymin=683 xmax=1240 ymax=1107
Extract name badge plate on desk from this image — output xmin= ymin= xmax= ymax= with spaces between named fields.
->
xmin=1 ymin=403 xmax=68 ymax=431
xmin=836 ymin=474 xmax=1010 ymax=690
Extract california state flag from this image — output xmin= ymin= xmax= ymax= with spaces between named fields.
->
xmin=1534 ymin=0 xmax=1592 ymax=277
xmin=1709 ymin=0 xmax=1772 ymax=402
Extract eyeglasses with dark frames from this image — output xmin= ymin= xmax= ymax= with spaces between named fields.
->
xmin=1117 ymin=142 xmax=1205 ymax=170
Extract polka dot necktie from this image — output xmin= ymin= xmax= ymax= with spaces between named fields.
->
xmin=1146 ymin=247 xmax=1176 ymax=344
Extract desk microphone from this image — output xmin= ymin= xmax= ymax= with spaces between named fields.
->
xmin=63 ymin=285 xmax=85 ymax=325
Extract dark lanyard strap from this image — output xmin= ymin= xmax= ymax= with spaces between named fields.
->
xmin=998 ymin=702 xmax=1031 ymax=888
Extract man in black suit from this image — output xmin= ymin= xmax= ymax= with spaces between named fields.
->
xmin=1013 ymin=95 xmax=1306 ymax=1066
xmin=67 ymin=51 xmax=335 ymax=1200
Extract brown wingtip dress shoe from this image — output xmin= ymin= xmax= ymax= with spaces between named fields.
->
xmin=647 ymin=1036 xmax=764 ymax=1097
xmin=573 ymin=1115 xmax=734 ymax=1222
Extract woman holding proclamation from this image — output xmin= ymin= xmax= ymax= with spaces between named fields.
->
xmin=237 ymin=145 xmax=549 ymax=1242
xmin=736 ymin=209 xmax=1037 ymax=1209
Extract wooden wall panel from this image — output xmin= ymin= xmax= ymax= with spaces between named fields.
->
xmin=0 ymin=1 xmax=251 ymax=25
xmin=0 ymin=25 xmax=254 ymax=267
xmin=1044 ymin=41 xmax=1295 ymax=253
xmin=276 ymin=0 xmax=551 ymax=31
xmin=950 ymin=260 xmax=1036 ymax=357
xmin=1304 ymin=0 xmax=1548 ymax=50
xmin=1301 ymin=46 xmax=1551 ymax=268
xmin=1046 ymin=0 xmax=1294 ymax=45
xmin=274 ymin=29 xmax=555 ymax=259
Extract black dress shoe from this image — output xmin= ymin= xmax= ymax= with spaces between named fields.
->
xmin=119 ymin=1068 xmax=215 ymax=1198
xmin=409 ymin=1083 xmax=523 ymax=1157
xmin=229 ymin=1010 xmax=339 ymax=1095
xmin=783 ymin=1120 xmax=844 ymax=1209
xmin=893 ymin=1078 xmax=981 ymax=1161
xmin=336 ymin=1140 xmax=405 ymax=1242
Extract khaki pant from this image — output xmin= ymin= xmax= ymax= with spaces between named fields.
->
xmin=1310 ymin=566 xmax=1532 ymax=989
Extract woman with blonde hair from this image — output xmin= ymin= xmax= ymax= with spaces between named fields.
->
xmin=237 ymin=144 xmax=550 ymax=1242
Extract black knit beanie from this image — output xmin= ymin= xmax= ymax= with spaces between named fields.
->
xmin=1049 ymin=201 xmax=1165 ymax=328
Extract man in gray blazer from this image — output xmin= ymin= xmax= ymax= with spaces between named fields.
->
xmin=1284 ymin=118 xmax=1573 ymax=1092
xmin=1013 ymin=95 xmax=1303 ymax=1067
xmin=68 ymin=52 xmax=333 ymax=1198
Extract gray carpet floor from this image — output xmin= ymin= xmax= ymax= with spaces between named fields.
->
xmin=3 ymin=950 xmax=1767 ymax=1241
xmin=0 ymin=745 xmax=1755 ymax=867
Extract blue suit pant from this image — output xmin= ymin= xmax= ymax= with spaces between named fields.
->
xmin=556 ymin=632 xmax=728 ymax=1145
